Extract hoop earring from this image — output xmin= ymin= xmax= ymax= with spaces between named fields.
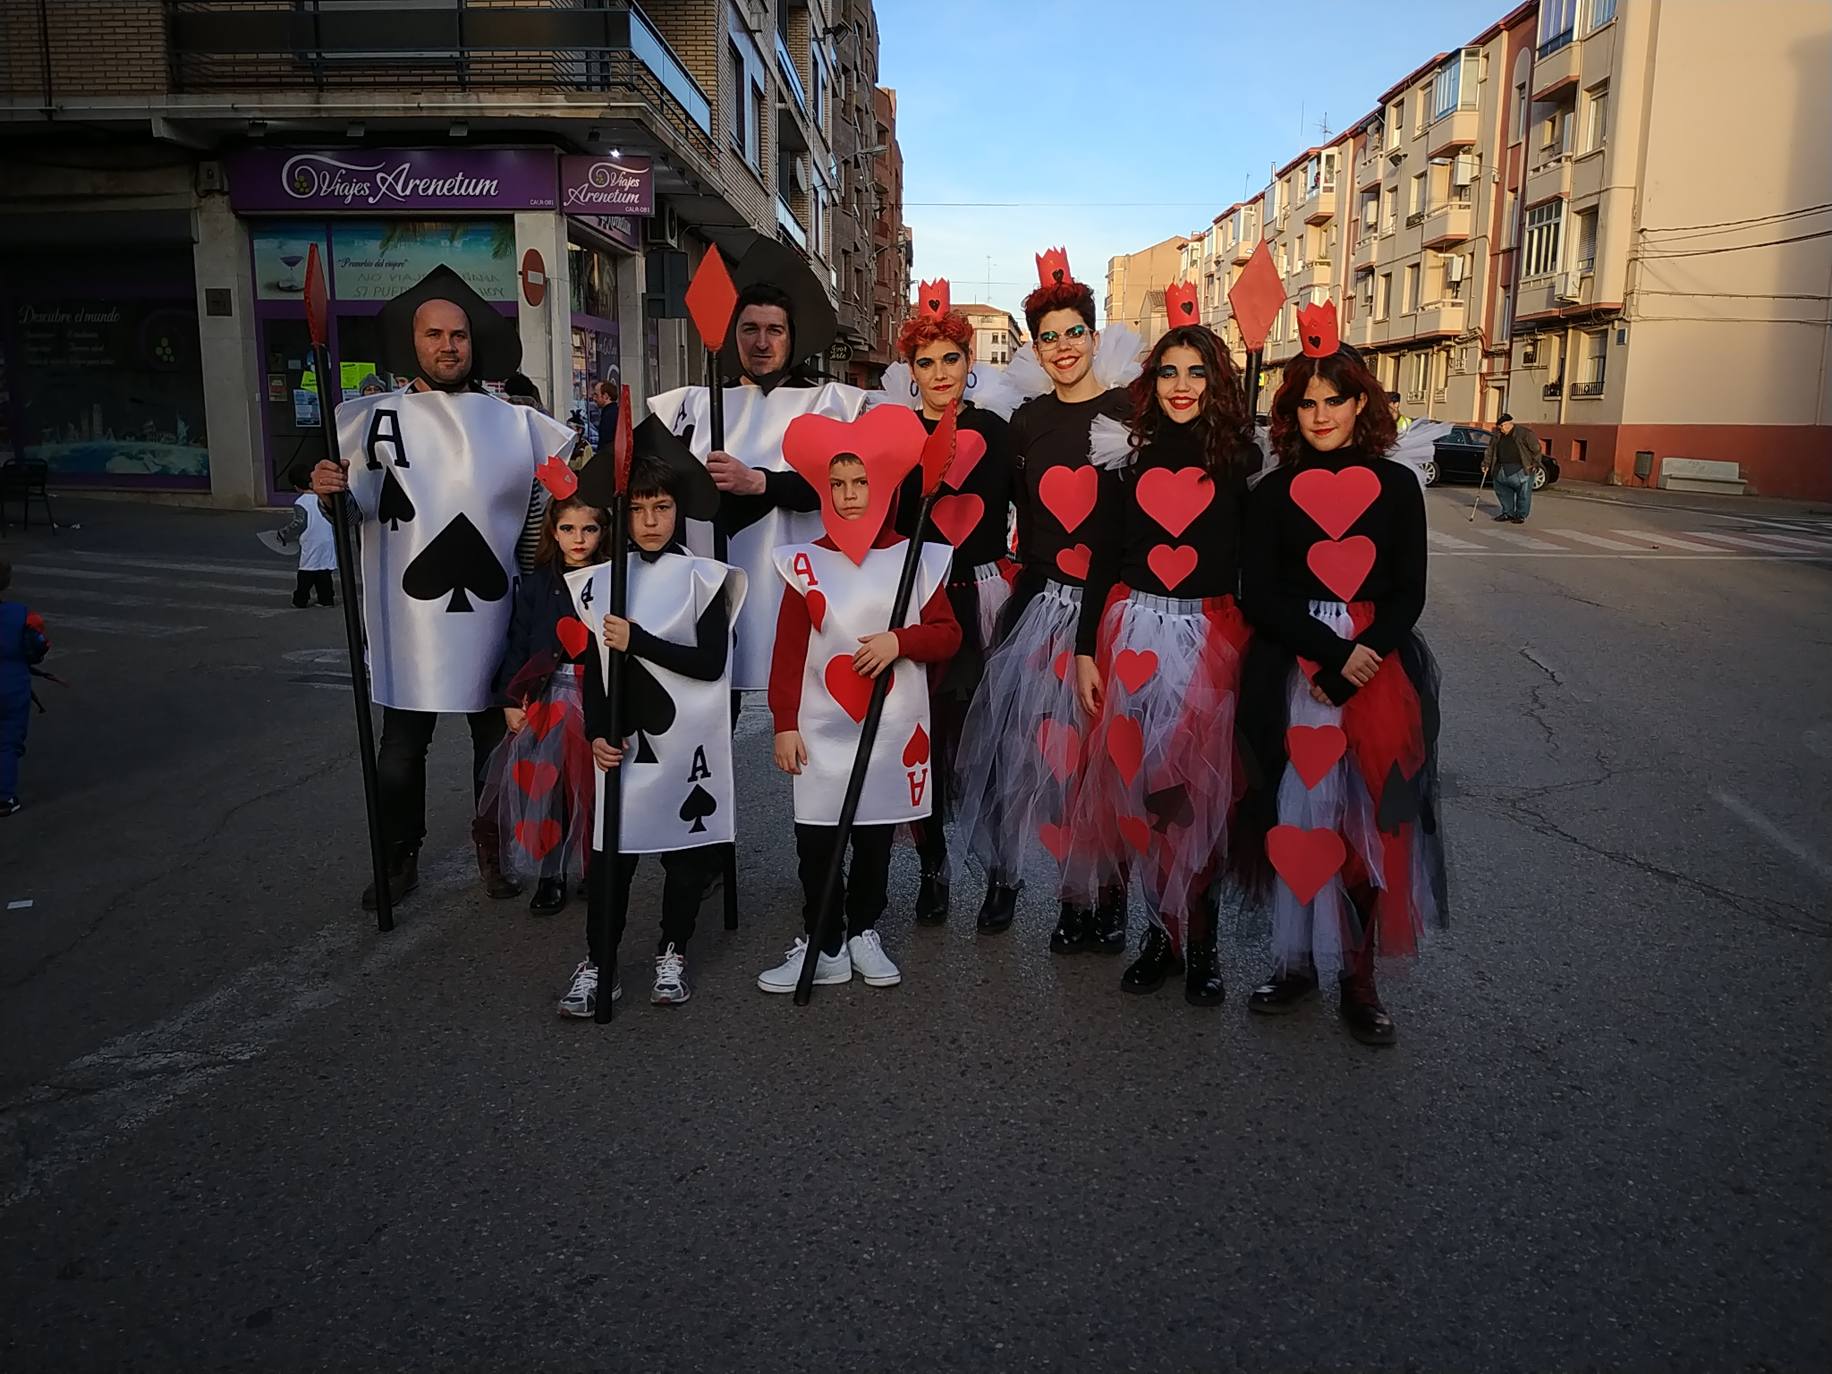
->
xmin=910 ymin=379 xmax=920 ymax=398
xmin=967 ymin=370 xmax=978 ymax=390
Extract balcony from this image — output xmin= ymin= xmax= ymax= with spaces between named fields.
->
xmin=1413 ymin=299 xmax=1466 ymax=338
xmin=1353 ymin=232 xmax=1379 ymax=269
xmin=1304 ymin=187 xmax=1336 ymax=225
xmin=1232 ymin=236 xmax=1257 ymax=265
xmin=1526 ymin=149 xmax=1574 ymax=205
xmin=1427 ymin=107 xmax=1479 ymax=158
xmin=1345 ymin=312 xmax=1374 ymax=350
xmin=774 ymin=29 xmax=807 ymax=115
xmin=1533 ymin=34 xmax=1581 ymax=99
xmin=1421 ymin=199 xmax=1473 ymax=247
xmin=1357 ymin=153 xmax=1384 ymax=191
xmin=1288 ymin=258 xmax=1333 ymax=294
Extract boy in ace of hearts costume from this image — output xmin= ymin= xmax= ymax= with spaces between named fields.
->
xmin=756 ymin=406 xmax=961 ymax=995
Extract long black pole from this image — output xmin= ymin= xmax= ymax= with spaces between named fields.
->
xmin=313 ymin=341 xmax=393 ymax=933
xmin=592 ymin=489 xmax=631 ymax=1024
xmin=1243 ymin=347 xmax=1264 ymax=426
xmin=793 ymin=496 xmax=937 ymax=1004
xmin=706 ymin=352 xmax=739 ymax=931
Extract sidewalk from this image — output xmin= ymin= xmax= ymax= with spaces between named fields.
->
xmin=1536 ymin=479 xmax=1832 ymax=522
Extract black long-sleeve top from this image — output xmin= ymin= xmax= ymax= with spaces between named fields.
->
xmin=1008 ymin=387 xmax=1134 ymax=586
xmin=492 ymin=561 xmax=583 ymax=705
xmin=1075 ymin=422 xmax=1252 ymax=656
xmin=1240 ymin=444 xmax=1427 ymax=705
xmin=892 ymin=402 xmax=1017 ymax=577
xmin=582 ymin=543 xmax=731 ymax=739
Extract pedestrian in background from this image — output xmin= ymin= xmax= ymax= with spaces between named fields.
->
xmin=286 ymin=466 xmax=337 ymax=608
xmin=1484 ymin=413 xmax=1542 ymax=524
xmin=0 ymin=558 xmax=51 ymax=817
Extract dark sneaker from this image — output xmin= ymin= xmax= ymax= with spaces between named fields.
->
xmin=1248 ymin=967 xmax=1321 ymax=1014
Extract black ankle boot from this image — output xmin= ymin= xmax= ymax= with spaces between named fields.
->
xmin=1091 ymin=886 xmax=1127 ymax=954
xmin=915 ymin=872 xmax=950 ymax=925
xmin=1184 ymin=930 xmax=1224 ymax=1006
xmin=976 ymin=879 xmax=1023 ymax=933
xmin=528 ymin=877 xmax=568 ymax=917
xmin=362 ymin=843 xmax=420 ymax=911
xmin=1049 ymin=900 xmax=1094 ymax=953
xmin=1247 ymin=965 xmax=1320 ymax=1014
xmin=1121 ymin=926 xmax=1183 ymax=993
xmin=1339 ymin=969 xmax=1397 ymax=1046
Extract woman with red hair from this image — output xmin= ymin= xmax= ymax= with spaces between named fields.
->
xmin=1236 ymin=304 xmax=1448 ymax=1047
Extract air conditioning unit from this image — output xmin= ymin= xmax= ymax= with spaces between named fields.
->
xmin=643 ymin=202 xmax=681 ymax=250
xmin=1451 ymin=154 xmax=1477 ymax=186
xmin=1554 ymin=270 xmax=1582 ymax=303
xmin=1445 ymin=255 xmax=1466 ymax=283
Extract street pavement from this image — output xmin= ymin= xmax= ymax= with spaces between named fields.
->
xmin=1 ymin=482 xmax=1827 ymax=1372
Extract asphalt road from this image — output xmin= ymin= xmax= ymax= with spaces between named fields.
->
xmin=2 ymin=482 xmax=1828 ymax=1372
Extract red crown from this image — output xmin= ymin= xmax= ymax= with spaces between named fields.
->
xmin=916 ymin=278 xmax=952 ymax=319
xmin=1297 ymin=299 xmax=1340 ymax=358
xmin=1164 ymin=280 xmax=1199 ymax=326
xmin=1035 ymin=247 xmax=1072 ymax=288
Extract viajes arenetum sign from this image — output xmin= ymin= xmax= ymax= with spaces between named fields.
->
xmin=227 ymin=149 xmax=559 ymax=212
xmin=559 ymin=155 xmax=655 ymax=217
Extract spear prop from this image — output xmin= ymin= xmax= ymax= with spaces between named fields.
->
xmin=592 ymin=387 xmax=636 ymax=1024
xmin=683 ymin=247 xmax=744 ymax=931
xmin=305 ymin=245 xmax=393 ymax=933
xmin=795 ymin=401 xmax=961 ymax=1004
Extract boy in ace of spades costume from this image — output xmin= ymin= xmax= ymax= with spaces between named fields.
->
xmin=312 ymin=265 xmax=576 ymax=910
xmin=756 ymin=406 xmax=961 ymax=995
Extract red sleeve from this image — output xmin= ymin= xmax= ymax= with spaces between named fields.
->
xmin=768 ymin=584 xmax=811 ymax=733
xmin=893 ymin=580 xmax=962 ymax=664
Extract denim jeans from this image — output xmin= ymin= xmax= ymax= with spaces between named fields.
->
xmin=1493 ymin=468 xmax=1533 ymax=521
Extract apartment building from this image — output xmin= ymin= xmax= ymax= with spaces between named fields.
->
xmin=957 ymin=304 xmax=1025 ymax=367
xmin=0 ymin=0 xmax=902 ymax=508
xmin=1124 ymin=0 xmax=1832 ymax=499
xmin=1104 ymin=235 xmax=1188 ymax=337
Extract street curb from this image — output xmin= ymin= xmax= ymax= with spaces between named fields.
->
xmin=1538 ymin=484 xmax=1832 ymax=522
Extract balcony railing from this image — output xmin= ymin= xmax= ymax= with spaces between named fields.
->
xmin=774 ymin=30 xmax=807 ymax=114
xmin=1538 ymin=27 xmax=1574 ymax=58
xmin=1571 ymin=379 xmax=1605 ymax=398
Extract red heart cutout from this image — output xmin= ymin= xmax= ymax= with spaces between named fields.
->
xmin=943 ymin=430 xmax=989 ymax=490
xmin=1112 ymin=649 xmax=1157 ymax=695
xmin=536 ymin=455 xmax=578 ymax=501
xmin=1055 ymin=543 xmax=1092 ymax=580
xmin=806 ymin=589 xmax=827 ymax=634
xmin=1146 ymin=543 xmax=1198 ymax=591
xmin=1052 ymin=650 xmax=1071 ymax=682
xmin=902 ymin=724 xmax=930 ymax=767
xmin=515 ymin=818 xmax=564 ymax=862
xmin=1039 ymin=465 xmax=1098 ymax=533
xmin=1118 ymin=815 xmax=1151 ymax=854
xmin=1136 ymin=466 xmax=1212 ymax=538
xmin=1267 ymin=825 xmax=1347 ymax=904
xmin=930 ymin=492 xmax=984 ymax=547
xmin=1286 ymin=724 xmax=1347 ymax=790
xmin=1038 ymin=821 xmax=1071 ymax=861
xmin=555 ymin=615 xmax=590 ymax=660
xmin=1106 ymin=715 xmax=1144 ymax=784
xmin=512 ymin=760 xmax=559 ymax=800
xmin=1037 ymin=719 xmax=1081 ymax=781
xmin=522 ymin=700 xmax=565 ymax=741
xmin=1298 ymin=657 xmax=1322 ymax=682
xmin=823 ymin=654 xmax=885 ymax=724
xmin=1290 ymin=466 xmax=1380 ymax=540
xmin=1306 ymin=536 xmax=1376 ymax=602
xmin=782 ymin=406 xmax=926 ymax=565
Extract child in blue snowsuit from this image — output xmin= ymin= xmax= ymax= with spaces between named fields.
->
xmin=0 ymin=558 xmax=51 ymax=816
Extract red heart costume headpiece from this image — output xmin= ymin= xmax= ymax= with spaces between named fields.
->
xmin=782 ymin=406 xmax=927 ymax=565
xmin=1035 ymin=247 xmax=1073 ymax=288
xmin=1297 ymin=299 xmax=1340 ymax=358
xmin=916 ymin=278 xmax=951 ymax=320
xmin=1164 ymin=279 xmax=1199 ymax=326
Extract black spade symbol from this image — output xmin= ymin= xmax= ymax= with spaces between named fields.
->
xmin=377 ymin=465 xmax=416 ymax=531
xmin=679 ymin=783 xmax=718 ymax=833
xmin=400 ymin=514 xmax=508 ymax=613
xmin=1145 ymin=783 xmax=1194 ymax=831
xmin=618 ymin=658 xmax=677 ymax=762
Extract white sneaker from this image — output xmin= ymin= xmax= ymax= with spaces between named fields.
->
xmin=847 ymin=930 xmax=902 ymax=987
xmin=652 ymin=944 xmax=691 ymax=1006
xmin=757 ymin=937 xmax=850 ymax=994
xmin=557 ymin=960 xmax=622 ymax=1018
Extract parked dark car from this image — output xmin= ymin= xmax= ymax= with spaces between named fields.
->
xmin=1422 ymin=425 xmax=1560 ymax=490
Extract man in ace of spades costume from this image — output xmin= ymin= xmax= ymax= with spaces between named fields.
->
xmin=312 ymin=265 xmax=577 ymax=910
xmin=646 ymin=241 xmax=867 ymax=692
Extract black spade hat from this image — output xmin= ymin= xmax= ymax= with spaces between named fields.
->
xmin=704 ymin=229 xmax=839 ymax=378
xmin=378 ymin=264 xmax=522 ymax=384
xmin=577 ymin=413 xmax=720 ymax=523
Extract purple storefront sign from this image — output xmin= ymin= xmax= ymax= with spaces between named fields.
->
xmin=228 ymin=148 xmax=558 ymax=213
xmin=560 ymin=154 xmax=654 ymax=217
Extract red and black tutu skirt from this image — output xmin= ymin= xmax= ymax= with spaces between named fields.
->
xmin=477 ymin=663 xmax=594 ymax=885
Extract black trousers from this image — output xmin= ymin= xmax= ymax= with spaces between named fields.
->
xmin=376 ymin=706 xmax=505 ymax=850
xmin=584 ymin=847 xmax=716 ymax=966
xmin=292 ymin=569 xmax=334 ymax=606
xmin=795 ymin=822 xmax=893 ymax=954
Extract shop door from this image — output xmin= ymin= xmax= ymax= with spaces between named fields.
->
xmin=258 ymin=316 xmax=325 ymax=503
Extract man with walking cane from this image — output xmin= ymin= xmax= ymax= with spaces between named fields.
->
xmin=1482 ymin=413 xmax=1543 ymax=524
xmin=309 ymin=264 xmax=576 ymax=912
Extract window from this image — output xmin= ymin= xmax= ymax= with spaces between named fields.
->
xmin=728 ymin=40 xmax=747 ymax=152
xmin=1356 ymin=269 xmax=1374 ymax=314
xmin=1377 ymin=272 xmax=1393 ymax=320
xmin=1584 ymin=83 xmax=1610 ymax=152
xmin=1432 ymin=51 xmax=1479 ymax=120
xmin=1386 ymin=102 xmax=1403 ymax=148
xmin=1586 ymin=0 xmax=1618 ymax=31
xmin=1498 ymin=284 xmax=1513 ymax=340
xmin=1383 ymin=186 xmax=1398 ymax=233
xmin=1409 ymin=172 xmax=1428 ymax=219
xmin=1539 ymin=0 xmax=1577 ymax=54
xmin=1413 ymin=88 xmax=1428 ymax=134
xmin=1406 ymin=351 xmax=1428 ymax=398
xmin=1514 ymin=82 xmax=1529 ymax=142
xmin=1575 ymin=327 xmax=1607 ymax=395
xmin=1503 ymin=191 xmax=1519 ymax=248
xmin=1575 ymin=209 xmax=1598 ymax=272
xmin=750 ymin=80 xmax=766 ymax=168
xmin=1404 ymin=263 xmax=1420 ymax=313
xmin=1523 ymin=201 xmax=1564 ymax=278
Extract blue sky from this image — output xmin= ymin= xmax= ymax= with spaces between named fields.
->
xmin=878 ymin=0 xmax=1510 ymax=325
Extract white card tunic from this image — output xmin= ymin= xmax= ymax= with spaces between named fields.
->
xmin=339 ymin=389 xmax=574 ymax=713
xmin=568 ymin=553 xmax=747 ymax=855
xmin=772 ymin=540 xmax=953 ymax=827
xmin=648 ymin=381 xmax=865 ymax=691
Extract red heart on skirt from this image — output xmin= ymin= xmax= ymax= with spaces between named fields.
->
xmin=555 ymin=615 xmax=590 ymax=660
xmin=823 ymin=655 xmax=883 ymax=724
xmin=515 ymin=818 xmax=564 ymax=862
xmin=1055 ymin=543 xmax=1091 ymax=580
xmin=806 ymin=589 xmax=827 ymax=633
xmin=1136 ymin=466 xmax=1212 ymax=538
xmin=1112 ymin=649 xmax=1158 ymax=695
xmin=536 ymin=455 xmax=578 ymax=501
xmin=902 ymin=723 xmax=930 ymax=767
xmin=1118 ymin=815 xmax=1152 ymax=854
xmin=1267 ymin=825 xmax=1347 ymax=904
xmin=1036 ymin=719 xmax=1081 ymax=781
xmin=930 ymin=492 xmax=984 ymax=548
xmin=523 ymin=700 xmax=566 ymax=741
xmin=1306 ymin=536 xmax=1376 ymax=602
xmin=1039 ymin=464 xmax=1098 ymax=533
xmin=1291 ymin=465 xmax=1379 ymax=540
xmin=1146 ymin=543 xmax=1198 ymax=591
xmin=1052 ymin=650 xmax=1071 ymax=681
xmin=1106 ymin=715 xmax=1144 ymax=784
xmin=1038 ymin=821 xmax=1071 ymax=861
xmin=1286 ymin=725 xmax=1347 ymax=790
xmin=512 ymin=759 xmax=559 ymax=799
